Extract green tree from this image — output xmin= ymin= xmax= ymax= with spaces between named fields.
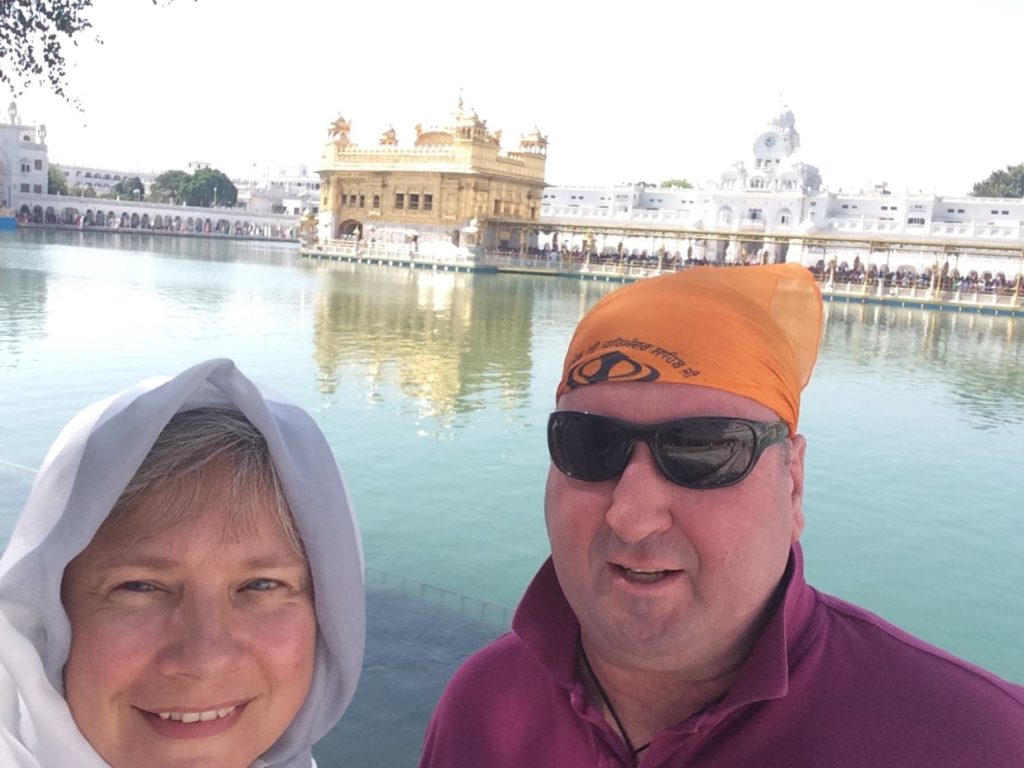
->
xmin=110 ymin=175 xmax=145 ymax=200
xmin=971 ymin=164 xmax=1024 ymax=198
xmin=48 ymin=165 xmax=68 ymax=195
xmin=0 ymin=1 xmax=191 ymax=102
xmin=183 ymin=168 xmax=237 ymax=208
xmin=660 ymin=178 xmax=694 ymax=188
xmin=150 ymin=170 xmax=190 ymax=204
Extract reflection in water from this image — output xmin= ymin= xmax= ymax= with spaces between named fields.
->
xmin=310 ymin=263 xmax=534 ymax=424
xmin=822 ymin=302 xmax=1024 ymax=428
xmin=0 ymin=265 xmax=48 ymax=369
xmin=17 ymin=227 xmax=297 ymax=266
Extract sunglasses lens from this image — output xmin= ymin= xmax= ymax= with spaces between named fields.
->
xmin=549 ymin=413 xmax=773 ymax=489
xmin=656 ymin=420 xmax=757 ymax=488
xmin=548 ymin=412 xmax=630 ymax=482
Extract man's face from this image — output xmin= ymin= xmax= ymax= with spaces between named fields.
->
xmin=61 ymin=467 xmax=317 ymax=768
xmin=545 ymin=382 xmax=805 ymax=675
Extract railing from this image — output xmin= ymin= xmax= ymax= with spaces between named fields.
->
xmin=817 ymin=273 xmax=1023 ymax=310
xmin=304 ymin=239 xmax=480 ymax=266
xmin=482 ymin=252 xmax=686 ymax=279
xmin=364 ymin=567 xmax=512 ymax=625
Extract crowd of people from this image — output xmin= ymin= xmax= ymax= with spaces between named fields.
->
xmin=810 ymin=257 xmax=1023 ymax=294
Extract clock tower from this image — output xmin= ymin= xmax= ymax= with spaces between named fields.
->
xmin=752 ymin=104 xmax=799 ymax=166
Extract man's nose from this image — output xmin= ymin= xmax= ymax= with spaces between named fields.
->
xmin=603 ymin=442 xmax=676 ymax=542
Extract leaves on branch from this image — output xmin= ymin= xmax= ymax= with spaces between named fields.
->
xmin=0 ymin=0 xmax=192 ymax=106
xmin=0 ymin=0 xmax=96 ymax=106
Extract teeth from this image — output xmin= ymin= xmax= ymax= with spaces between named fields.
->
xmin=157 ymin=706 xmax=236 ymax=723
xmin=626 ymin=568 xmax=663 ymax=574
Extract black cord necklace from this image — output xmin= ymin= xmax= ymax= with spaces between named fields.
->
xmin=578 ymin=637 xmax=652 ymax=760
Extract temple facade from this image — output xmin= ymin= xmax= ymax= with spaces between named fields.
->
xmin=316 ymin=100 xmax=547 ymax=252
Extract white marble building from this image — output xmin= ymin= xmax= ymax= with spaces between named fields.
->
xmin=540 ymin=107 xmax=1024 ymax=277
xmin=0 ymin=102 xmax=49 ymax=209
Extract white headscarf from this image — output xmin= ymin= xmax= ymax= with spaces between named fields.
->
xmin=0 ymin=359 xmax=365 ymax=767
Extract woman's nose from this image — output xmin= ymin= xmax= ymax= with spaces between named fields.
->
xmin=157 ymin=592 xmax=241 ymax=679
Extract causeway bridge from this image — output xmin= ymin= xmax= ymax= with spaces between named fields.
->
xmin=14 ymin=193 xmax=299 ymax=239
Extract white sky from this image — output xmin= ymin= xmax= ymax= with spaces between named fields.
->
xmin=11 ymin=0 xmax=1024 ymax=195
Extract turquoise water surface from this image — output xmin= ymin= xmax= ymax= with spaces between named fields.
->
xmin=2 ymin=229 xmax=1022 ymax=763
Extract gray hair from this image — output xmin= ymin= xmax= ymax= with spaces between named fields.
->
xmin=105 ymin=407 xmax=303 ymax=555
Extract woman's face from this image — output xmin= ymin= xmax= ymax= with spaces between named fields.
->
xmin=61 ymin=466 xmax=317 ymax=768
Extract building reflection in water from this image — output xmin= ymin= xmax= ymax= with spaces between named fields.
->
xmin=821 ymin=301 xmax=1024 ymax=428
xmin=0 ymin=265 xmax=48 ymax=370
xmin=310 ymin=262 xmax=535 ymax=424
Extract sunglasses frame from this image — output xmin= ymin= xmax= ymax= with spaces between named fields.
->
xmin=547 ymin=410 xmax=790 ymax=490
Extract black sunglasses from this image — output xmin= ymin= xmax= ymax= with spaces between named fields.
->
xmin=547 ymin=411 xmax=789 ymax=490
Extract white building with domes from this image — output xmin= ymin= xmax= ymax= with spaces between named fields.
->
xmin=539 ymin=106 xmax=1024 ymax=278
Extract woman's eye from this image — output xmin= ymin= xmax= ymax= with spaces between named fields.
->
xmin=244 ymin=578 xmax=282 ymax=592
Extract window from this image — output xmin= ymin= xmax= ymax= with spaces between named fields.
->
xmin=395 ymin=193 xmax=404 ymax=209
xmin=494 ymin=199 xmax=502 ymax=215
xmin=947 ymin=208 xmax=955 ymax=213
xmin=348 ymin=194 xmax=357 ymax=206
xmin=907 ymin=217 xmax=926 ymax=225
xmin=20 ymin=183 xmax=29 ymax=193
xmin=990 ymin=210 xmax=999 ymax=215
xmin=409 ymin=193 xmax=419 ymax=210
xmin=424 ymin=194 xmax=433 ymax=211
xmin=841 ymin=204 xmax=849 ymax=209
xmin=340 ymin=194 xmax=346 ymax=207
xmin=33 ymin=184 xmax=42 ymax=193
xmin=780 ymin=214 xmax=789 ymax=224
xmin=747 ymin=208 xmax=762 ymax=220
xmin=20 ymin=161 xmax=30 ymax=173
xmin=372 ymin=194 xmax=380 ymax=209
xmin=359 ymin=195 xmax=365 ymax=208
xmin=1002 ymin=210 xmax=1009 ymax=215
xmin=957 ymin=209 xmax=964 ymax=213
xmin=34 ymin=159 xmax=42 ymax=170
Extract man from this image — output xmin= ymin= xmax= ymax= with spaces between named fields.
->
xmin=420 ymin=264 xmax=1024 ymax=767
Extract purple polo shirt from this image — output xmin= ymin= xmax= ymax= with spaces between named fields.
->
xmin=420 ymin=544 xmax=1024 ymax=767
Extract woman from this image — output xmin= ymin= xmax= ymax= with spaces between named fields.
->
xmin=0 ymin=359 xmax=364 ymax=767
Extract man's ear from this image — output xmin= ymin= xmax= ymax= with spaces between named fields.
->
xmin=788 ymin=434 xmax=807 ymax=542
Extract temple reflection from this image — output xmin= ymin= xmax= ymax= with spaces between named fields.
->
xmin=310 ymin=262 xmax=534 ymax=424
xmin=821 ymin=302 xmax=1024 ymax=427
xmin=0 ymin=266 xmax=48 ymax=369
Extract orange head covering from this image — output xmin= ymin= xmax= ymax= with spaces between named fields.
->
xmin=556 ymin=263 xmax=823 ymax=433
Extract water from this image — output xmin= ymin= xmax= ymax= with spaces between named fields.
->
xmin=2 ymin=229 xmax=1023 ymax=763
